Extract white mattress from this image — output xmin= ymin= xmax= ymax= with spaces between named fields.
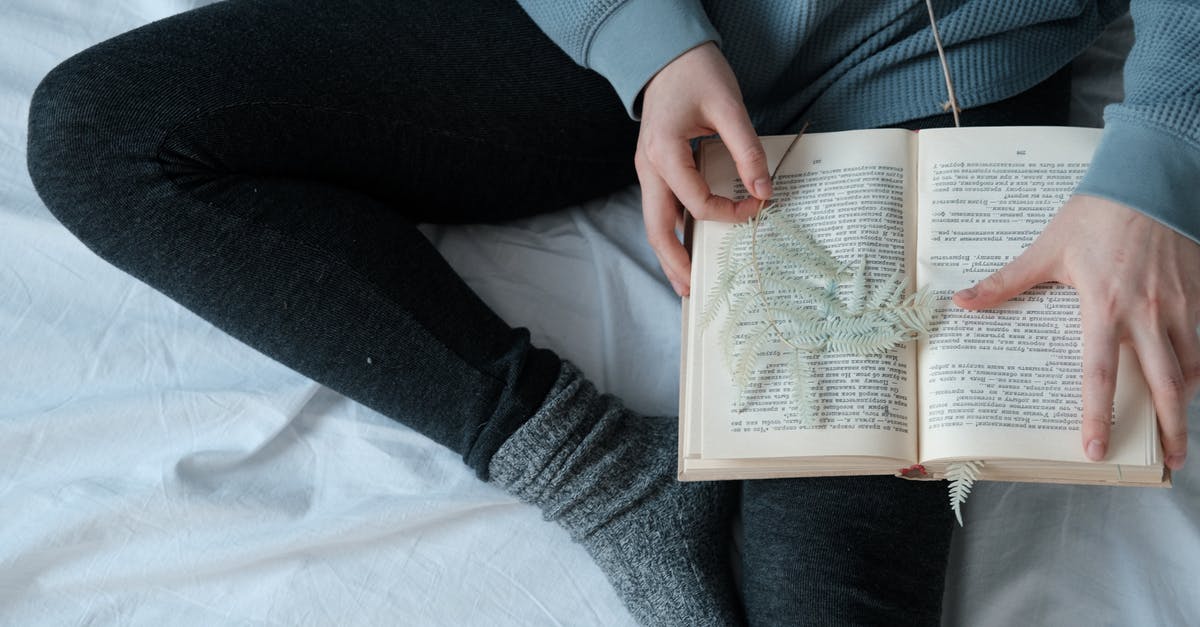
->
xmin=1 ymin=3 xmax=1196 ymax=625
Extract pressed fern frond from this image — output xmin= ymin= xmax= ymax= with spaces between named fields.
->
xmin=848 ymin=257 xmax=868 ymax=314
xmin=790 ymin=349 xmax=815 ymax=418
xmin=701 ymin=226 xmax=755 ymax=330
xmin=754 ymin=238 xmax=843 ymax=282
xmin=759 ymin=268 xmax=841 ymax=306
xmin=705 ymin=203 xmax=936 ymax=424
xmin=720 ymin=288 xmax=764 ymax=370
xmin=754 ymin=204 xmax=845 ymax=279
xmin=867 ymin=270 xmax=908 ymax=309
xmin=946 ymin=460 xmax=984 ymax=526
xmin=824 ymin=327 xmax=913 ymax=354
xmin=699 ymin=122 xmax=930 ymax=424
xmin=733 ymin=319 xmax=777 ymax=390
xmin=883 ymin=294 xmax=937 ymax=336
xmin=818 ymin=279 xmax=844 ymax=318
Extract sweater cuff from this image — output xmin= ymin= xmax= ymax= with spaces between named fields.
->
xmin=586 ymin=0 xmax=720 ymax=119
xmin=1075 ymin=118 xmax=1200 ymax=245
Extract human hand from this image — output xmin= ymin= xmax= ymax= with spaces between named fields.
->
xmin=953 ymin=194 xmax=1200 ymax=470
xmin=636 ymin=41 xmax=770 ymax=297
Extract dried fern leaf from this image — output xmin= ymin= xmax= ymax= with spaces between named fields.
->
xmin=946 ymin=460 xmax=984 ymax=526
xmin=818 ymin=279 xmax=847 ymax=318
xmin=700 ymin=227 xmax=754 ymax=329
xmin=867 ymin=270 xmax=908 ymax=309
xmin=885 ymin=275 xmax=911 ymax=308
xmin=732 ymin=319 xmax=777 ymax=389
xmin=825 ymin=328 xmax=910 ymax=355
xmin=705 ymin=199 xmax=937 ymax=418
xmin=848 ymin=257 xmax=868 ymax=314
xmin=720 ymin=289 xmax=764 ymax=369
xmin=756 ymin=208 xmax=844 ymax=278
xmin=701 ymin=260 xmax=755 ymax=329
xmin=759 ymin=268 xmax=838 ymax=306
xmin=752 ymin=238 xmax=841 ymax=282
xmin=789 ymin=349 xmax=816 ymax=423
xmin=886 ymin=304 xmax=936 ymax=336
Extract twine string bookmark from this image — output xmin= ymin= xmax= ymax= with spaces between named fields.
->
xmin=925 ymin=0 xmax=961 ymax=127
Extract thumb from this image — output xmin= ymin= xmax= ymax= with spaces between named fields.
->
xmin=710 ymin=100 xmax=771 ymax=202
xmin=954 ymin=246 xmax=1052 ymax=310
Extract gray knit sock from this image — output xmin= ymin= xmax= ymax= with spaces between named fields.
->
xmin=489 ymin=362 xmax=742 ymax=626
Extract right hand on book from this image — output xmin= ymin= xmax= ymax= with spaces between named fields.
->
xmin=636 ymin=42 xmax=771 ymax=297
xmin=954 ymin=195 xmax=1200 ymax=471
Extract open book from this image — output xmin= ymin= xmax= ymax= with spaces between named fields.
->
xmin=679 ymin=126 xmax=1168 ymax=486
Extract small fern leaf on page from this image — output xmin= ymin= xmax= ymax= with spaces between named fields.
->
xmin=701 ymin=227 xmax=754 ymax=330
xmin=790 ymin=349 xmax=816 ymax=424
xmin=848 ymin=257 xmax=868 ymax=314
xmin=759 ymin=267 xmax=837 ymax=306
xmin=825 ymin=326 xmax=909 ymax=355
xmin=888 ymin=294 xmax=937 ymax=336
xmin=885 ymin=274 xmax=911 ymax=308
xmin=719 ymin=289 xmax=762 ymax=370
xmin=754 ymin=238 xmax=841 ymax=285
xmin=867 ymin=270 xmax=908 ymax=310
xmin=733 ymin=319 xmax=776 ymax=390
xmin=707 ymin=204 xmax=936 ymax=416
xmin=946 ymin=460 xmax=984 ymax=526
xmin=759 ymin=208 xmax=844 ymax=279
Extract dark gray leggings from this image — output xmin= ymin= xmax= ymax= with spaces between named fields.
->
xmin=26 ymin=1 xmax=1069 ymax=624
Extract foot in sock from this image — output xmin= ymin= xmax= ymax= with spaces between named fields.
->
xmin=488 ymin=362 xmax=742 ymax=626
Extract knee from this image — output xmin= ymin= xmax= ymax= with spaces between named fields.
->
xmin=26 ymin=38 xmax=178 ymax=262
xmin=27 ymin=53 xmax=88 ymax=216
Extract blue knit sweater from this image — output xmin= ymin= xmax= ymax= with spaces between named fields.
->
xmin=515 ymin=0 xmax=1200 ymax=245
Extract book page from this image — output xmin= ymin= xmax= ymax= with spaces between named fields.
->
xmin=916 ymin=126 xmax=1157 ymax=465
xmin=689 ymin=129 xmax=918 ymax=461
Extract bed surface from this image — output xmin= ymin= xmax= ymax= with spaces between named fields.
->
xmin=2 ymin=2 xmax=1197 ymax=625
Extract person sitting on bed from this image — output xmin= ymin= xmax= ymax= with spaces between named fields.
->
xmin=25 ymin=1 xmax=1198 ymax=625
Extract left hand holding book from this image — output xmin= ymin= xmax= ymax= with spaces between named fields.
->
xmin=635 ymin=41 xmax=770 ymax=297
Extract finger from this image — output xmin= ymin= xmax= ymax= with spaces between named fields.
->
xmin=708 ymin=98 xmax=772 ymax=201
xmin=639 ymin=169 xmax=692 ymax=296
xmin=1079 ymin=309 xmax=1120 ymax=461
xmin=653 ymin=140 xmax=744 ymax=223
xmin=1170 ymin=324 xmax=1200 ymax=471
xmin=953 ymin=244 xmax=1054 ymax=310
xmin=1134 ymin=323 xmax=1190 ymax=469
xmin=1171 ymin=323 xmax=1200 ymax=402
xmin=652 ymin=248 xmax=687 ymax=297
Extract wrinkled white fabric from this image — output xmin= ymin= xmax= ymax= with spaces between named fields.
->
xmin=1 ymin=3 xmax=1195 ymax=625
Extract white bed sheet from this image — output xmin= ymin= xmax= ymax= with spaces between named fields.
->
xmin=1 ymin=2 xmax=1196 ymax=625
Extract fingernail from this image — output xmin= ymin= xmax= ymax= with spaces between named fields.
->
xmin=1086 ymin=439 xmax=1106 ymax=461
xmin=955 ymin=287 xmax=977 ymax=301
xmin=753 ymin=178 xmax=772 ymax=199
xmin=1167 ymin=454 xmax=1185 ymax=470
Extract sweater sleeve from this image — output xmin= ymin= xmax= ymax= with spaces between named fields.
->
xmin=514 ymin=0 xmax=721 ymax=117
xmin=1074 ymin=1 xmax=1200 ymax=244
